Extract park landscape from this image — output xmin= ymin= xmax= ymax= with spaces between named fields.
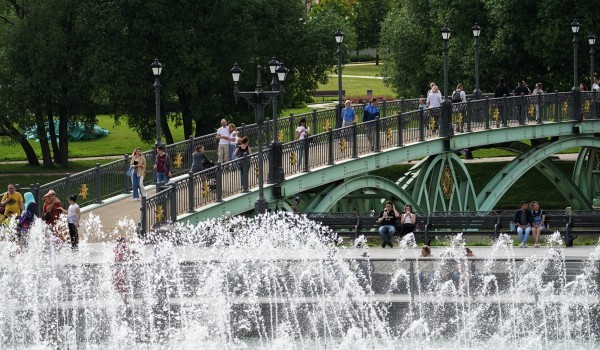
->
xmin=0 ymin=0 xmax=600 ymax=349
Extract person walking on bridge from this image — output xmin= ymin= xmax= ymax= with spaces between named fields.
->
xmin=362 ymin=97 xmax=379 ymax=151
xmin=130 ymin=147 xmax=147 ymax=201
xmin=153 ymin=145 xmax=172 ymax=184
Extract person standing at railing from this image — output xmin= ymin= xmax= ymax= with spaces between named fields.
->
xmin=130 ymin=147 xmax=147 ymax=201
xmin=216 ymin=118 xmax=230 ymax=163
xmin=191 ymin=145 xmax=212 ymax=173
xmin=1 ymin=183 xmax=24 ymax=219
xmin=362 ymin=97 xmax=379 ymax=151
xmin=341 ymin=100 xmax=355 ymax=127
xmin=531 ymin=83 xmax=545 ymax=121
xmin=426 ymin=86 xmax=442 ymax=132
xmin=153 ymin=145 xmax=172 ymax=184
xmin=42 ymin=190 xmax=63 ymax=226
xmin=235 ymin=136 xmax=252 ymax=191
xmin=60 ymin=195 xmax=80 ymax=250
xmin=228 ymin=123 xmax=238 ymax=161
xmin=378 ymin=201 xmax=399 ymax=248
xmin=295 ymin=118 xmax=310 ymax=169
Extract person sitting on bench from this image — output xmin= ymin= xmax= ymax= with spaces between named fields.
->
xmin=399 ymin=204 xmax=417 ymax=236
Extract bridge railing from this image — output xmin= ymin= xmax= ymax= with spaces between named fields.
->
xmin=137 ymin=91 xmax=600 ymax=234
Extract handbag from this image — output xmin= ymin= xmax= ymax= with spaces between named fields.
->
xmin=509 ymin=221 xmax=516 ymax=232
xmin=125 ymin=165 xmax=132 ymax=177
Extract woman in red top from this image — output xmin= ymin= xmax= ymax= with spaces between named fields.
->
xmin=42 ymin=189 xmax=63 ymax=225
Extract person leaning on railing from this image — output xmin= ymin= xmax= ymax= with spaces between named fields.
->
xmin=235 ymin=136 xmax=252 ymax=191
xmin=130 ymin=147 xmax=147 ymax=201
xmin=191 ymin=145 xmax=213 ymax=173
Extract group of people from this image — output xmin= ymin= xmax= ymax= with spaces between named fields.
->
xmin=377 ymin=201 xmax=417 ymax=248
xmin=1 ymin=184 xmax=80 ymax=251
xmin=513 ymin=200 xmax=546 ymax=248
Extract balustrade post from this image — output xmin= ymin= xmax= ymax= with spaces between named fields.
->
xmin=352 ymin=122 xmax=358 ymax=158
xmin=289 ymin=114 xmax=295 ymax=144
xmin=519 ymin=93 xmax=526 ymax=125
xmin=139 ymin=196 xmax=147 ymax=238
xmin=327 ymin=127 xmax=334 ymax=165
xmin=187 ymin=136 xmax=194 ymax=165
xmin=374 ymin=117 xmax=381 ymax=152
xmin=215 ymin=162 xmax=223 ymax=202
xmin=537 ymin=92 xmax=544 ymax=124
xmin=303 ymin=137 xmax=310 ymax=173
xmin=265 ymin=118 xmax=271 ymax=143
xmin=555 ymin=90 xmax=560 ymax=122
xmin=188 ymin=171 xmax=194 ymax=213
xmin=466 ymin=100 xmax=472 ymax=132
xmin=397 ymin=113 xmax=404 ymax=147
xmin=382 ymin=99 xmax=387 ymax=119
xmin=33 ymin=183 xmax=41 ymax=217
xmin=95 ymin=163 xmax=101 ymax=204
xmin=123 ymin=154 xmax=131 ymax=193
xmin=501 ymin=94 xmax=508 ymax=127
xmin=170 ymin=183 xmax=177 ymax=222
xmin=400 ymin=98 xmax=406 ymax=114
xmin=419 ymin=109 xmax=425 ymax=141
xmin=152 ymin=148 xmax=157 ymax=184
xmin=312 ymin=109 xmax=318 ymax=134
xmin=65 ymin=173 xmax=71 ymax=203
xmin=484 ymin=96 xmax=490 ymax=129
xmin=593 ymin=90 xmax=598 ymax=119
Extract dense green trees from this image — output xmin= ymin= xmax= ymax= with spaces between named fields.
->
xmin=380 ymin=0 xmax=600 ymax=97
xmin=0 ymin=0 xmax=349 ymax=166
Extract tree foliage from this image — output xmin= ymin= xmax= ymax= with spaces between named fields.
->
xmin=381 ymin=0 xmax=600 ymax=98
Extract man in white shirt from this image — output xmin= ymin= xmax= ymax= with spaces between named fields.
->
xmin=216 ymin=119 xmax=230 ymax=163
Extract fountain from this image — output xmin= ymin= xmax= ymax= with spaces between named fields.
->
xmin=0 ymin=212 xmax=598 ymax=349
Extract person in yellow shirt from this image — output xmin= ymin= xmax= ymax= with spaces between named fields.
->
xmin=1 ymin=184 xmax=24 ymax=218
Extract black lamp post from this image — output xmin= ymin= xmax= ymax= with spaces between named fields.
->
xmin=334 ymin=29 xmax=345 ymax=128
xmin=151 ymin=58 xmax=163 ymax=146
xmin=589 ymin=32 xmax=596 ymax=89
xmin=231 ymin=62 xmax=287 ymax=215
xmin=571 ymin=19 xmax=581 ymax=121
xmin=472 ymin=23 xmax=482 ymax=100
xmin=441 ymin=26 xmax=452 ymax=137
xmin=267 ymin=57 xmax=288 ymax=184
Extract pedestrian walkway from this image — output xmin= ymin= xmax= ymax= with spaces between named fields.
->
xmin=328 ymin=74 xmax=383 ymax=80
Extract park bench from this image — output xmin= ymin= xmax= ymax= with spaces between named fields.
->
xmin=497 ymin=210 xmax=571 ymax=245
xmin=566 ymin=210 xmax=600 ymax=246
xmin=311 ymin=90 xmax=345 ymax=102
xmin=423 ymin=211 xmax=499 ymax=246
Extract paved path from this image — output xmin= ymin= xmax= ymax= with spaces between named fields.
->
xmin=328 ymin=74 xmax=383 ymax=80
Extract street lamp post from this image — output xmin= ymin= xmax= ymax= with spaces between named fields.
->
xmin=571 ymin=19 xmax=581 ymax=121
xmin=589 ymin=32 xmax=597 ymax=118
xmin=151 ymin=58 xmax=163 ymax=146
xmin=334 ymin=29 xmax=345 ymax=128
xmin=472 ymin=23 xmax=482 ymax=100
xmin=231 ymin=62 xmax=287 ymax=215
xmin=441 ymin=26 xmax=452 ymax=137
xmin=267 ymin=57 xmax=287 ymax=184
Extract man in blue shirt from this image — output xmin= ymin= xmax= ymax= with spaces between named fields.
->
xmin=362 ymin=97 xmax=380 ymax=151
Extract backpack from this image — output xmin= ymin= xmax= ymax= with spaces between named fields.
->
xmin=451 ymin=90 xmax=462 ymax=103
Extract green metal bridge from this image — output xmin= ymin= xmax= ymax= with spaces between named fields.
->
xmin=139 ymin=91 xmax=600 ymax=232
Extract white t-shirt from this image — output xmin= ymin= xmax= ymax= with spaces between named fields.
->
xmin=229 ymin=130 xmax=238 ymax=145
xmin=426 ymin=92 xmax=443 ymax=108
xmin=592 ymin=83 xmax=599 ymax=91
xmin=296 ymin=126 xmax=309 ymax=140
xmin=67 ymin=203 xmax=79 ymax=224
xmin=217 ymin=127 xmax=230 ymax=144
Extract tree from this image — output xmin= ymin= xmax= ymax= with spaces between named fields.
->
xmin=351 ymin=0 xmax=390 ymax=62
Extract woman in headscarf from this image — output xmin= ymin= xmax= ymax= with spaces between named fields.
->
xmin=42 ymin=189 xmax=63 ymax=226
xmin=17 ymin=192 xmax=37 ymax=249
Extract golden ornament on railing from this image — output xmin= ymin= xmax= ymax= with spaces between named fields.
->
xmin=174 ymin=153 xmax=184 ymax=169
xmin=456 ymin=113 xmax=463 ymax=125
xmin=340 ymin=138 xmax=347 ymax=153
xmin=323 ymin=119 xmax=330 ymax=131
xmin=385 ymin=127 xmax=393 ymax=143
xmin=277 ymin=130 xmax=284 ymax=142
xmin=429 ymin=117 xmax=436 ymax=130
xmin=562 ymin=101 xmax=569 ymax=114
xmin=440 ymin=165 xmax=453 ymax=200
xmin=492 ymin=107 xmax=500 ymax=121
xmin=528 ymin=104 xmax=535 ymax=117
xmin=155 ymin=205 xmax=165 ymax=222
xmin=201 ymin=180 xmax=210 ymax=198
xmin=79 ymin=184 xmax=89 ymax=200
xmin=354 ymin=115 xmax=359 ymax=124
xmin=290 ymin=152 xmax=298 ymax=168
xmin=583 ymin=100 xmax=591 ymax=113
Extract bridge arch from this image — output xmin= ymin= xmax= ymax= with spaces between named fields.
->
xmin=309 ymin=176 xmax=422 ymax=213
xmin=477 ymin=136 xmax=600 ymax=211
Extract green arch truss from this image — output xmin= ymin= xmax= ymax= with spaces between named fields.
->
xmin=573 ymin=147 xmax=600 ymax=207
xmin=477 ymin=136 xmax=600 ymax=211
xmin=308 ymin=176 xmax=422 ymax=213
xmin=396 ymin=152 xmax=477 ymax=213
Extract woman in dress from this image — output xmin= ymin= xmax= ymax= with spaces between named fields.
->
xmin=295 ymin=118 xmax=310 ymax=169
xmin=130 ymin=147 xmax=147 ymax=201
xmin=235 ymin=136 xmax=252 ymax=191
xmin=531 ymin=201 xmax=545 ymax=248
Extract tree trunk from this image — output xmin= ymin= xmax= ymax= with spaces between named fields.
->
xmin=375 ymin=52 xmax=379 ymax=66
xmin=178 ymin=91 xmax=193 ymax=139
xmin=47 ymin=112 xmax=60 ymax=164
xmin=194 ymin=112 xmax=203 ymax=137
xmin=58 ymin=107 xmax=69 ymax=167
xmin=162 ymin=116 xmax=174 ymax=144
xmin=37 ymin=111 xmax=54 ymax=168
xmin=0 ymin=116 xmax=39 ymax=166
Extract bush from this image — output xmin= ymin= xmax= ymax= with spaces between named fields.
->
xmin=349 ymin=54 xmax=376 ymax=62
xmin=346 ymin=95 xmax=397 ymax=104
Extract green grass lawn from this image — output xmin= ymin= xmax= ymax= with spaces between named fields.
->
xmin=338 ymin=64 xmax=382 ymax=77
xmin=317 ymin=77 xmax=396 ymax=100
xmin=0 ymin=115 xmax=188 ymax=162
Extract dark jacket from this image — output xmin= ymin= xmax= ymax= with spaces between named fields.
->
xmin=495 ymin=83 xmax=511 ymax=98
xmin=514 ymin=85 xmax=529 ymax=96
xmin=513 ymin=209 xmax=533 ymax=226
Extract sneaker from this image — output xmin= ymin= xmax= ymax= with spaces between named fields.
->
xmin=522 ymin=243 xmax=528 ymax=248
xmin=381 ymin=242 xmax=386 ymax=248
xmin=534 ymin=243 xmax=540 ymax=248
xmin=389 ymin=242 xmax=394 ymax=248
xmin=133 ymin=198 xmax=140 ymax=201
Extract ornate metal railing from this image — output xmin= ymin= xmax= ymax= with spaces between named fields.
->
xmin=139 ymin=90 xmax=600 ymax=234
